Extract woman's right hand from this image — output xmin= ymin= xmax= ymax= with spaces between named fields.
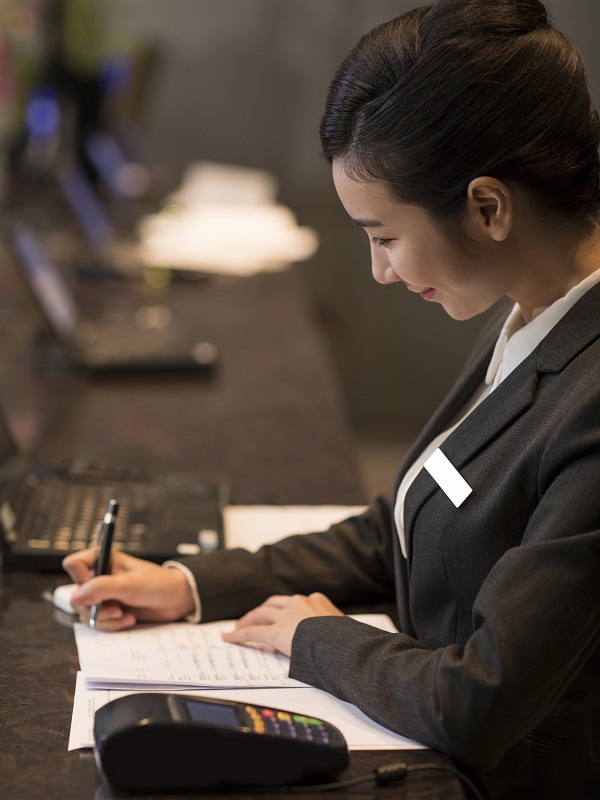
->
xmin=62 ymin=549 xmax=196 ymax=631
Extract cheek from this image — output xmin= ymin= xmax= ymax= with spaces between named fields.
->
xmin=388 ymin=241 xmax=434 ymax=280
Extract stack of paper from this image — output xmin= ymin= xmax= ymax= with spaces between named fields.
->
xmin=70 ymin=615 xmax=426 ymax=752
xmin=75 ymin=619 xmax=303 ymax=690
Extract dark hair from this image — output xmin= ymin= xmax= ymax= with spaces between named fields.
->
xmin=320 ymin=0 xmax=600 ymax=244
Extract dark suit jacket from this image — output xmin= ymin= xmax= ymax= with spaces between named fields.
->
xmin=183 ymin=286 xmax=600 ymax=800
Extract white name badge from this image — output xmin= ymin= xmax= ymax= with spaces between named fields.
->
xmin=423 ymin=448 xmax=472 ymax=507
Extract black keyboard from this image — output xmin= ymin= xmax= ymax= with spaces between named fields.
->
xmin=0 ymin=472 xmax=225 ymax=570
xmin=12 ymin=480 xmax=155 ymax=554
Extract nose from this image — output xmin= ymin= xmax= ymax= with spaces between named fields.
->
xmin=370 ymin=246 xmax=402 ymax=285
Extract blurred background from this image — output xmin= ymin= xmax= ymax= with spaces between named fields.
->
xmin=1 ymin=0 xmax=599 ymax=497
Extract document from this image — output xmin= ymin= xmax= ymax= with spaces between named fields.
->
xmin=71 ymin=612 xmax=427 ymax=753
xmin=223 ymin=504 xmax=368 ymax=551
xmin=69 ymin=672 xmax=427 ymax=752
xmin=74 ymin=614 xmax=397 ymax=690
xmin=75 ymin=619 xmax=301 ymax=689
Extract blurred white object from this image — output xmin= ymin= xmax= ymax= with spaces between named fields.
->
xmin=170 ymin=160 xmax=278 ymax=206
xmin=53 ymin=583 xmax=78 ymax=614
xmin=137 ymin=161 xmax=319 ymax=276
xmin=138 ymin=201 xmax=318 ymax=275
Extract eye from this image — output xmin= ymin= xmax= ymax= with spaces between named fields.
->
xmin=371 ymin=236 xmax=393 ymax=247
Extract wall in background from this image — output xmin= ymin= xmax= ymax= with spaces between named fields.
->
xmin=103 ymin=0 xmax=600 ymax=437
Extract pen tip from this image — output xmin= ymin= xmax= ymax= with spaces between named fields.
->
xmin=108 ymin=499 xmax=119 ymax=514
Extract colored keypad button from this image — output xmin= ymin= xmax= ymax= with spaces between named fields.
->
xmin=292 ymin=715 xmax=322 ymax=726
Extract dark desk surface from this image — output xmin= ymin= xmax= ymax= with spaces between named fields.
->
xmin=0 ymin=266 xmax=364 ymax=506
xmin=0 ymin=263 xmax=467 ymax=799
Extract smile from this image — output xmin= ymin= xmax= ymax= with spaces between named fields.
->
xmin=406 ymin=284 xmax=436 ymax=300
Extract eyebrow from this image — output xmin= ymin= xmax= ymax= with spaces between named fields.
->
xmin=352 ymin=218 xmax=383 ymax=228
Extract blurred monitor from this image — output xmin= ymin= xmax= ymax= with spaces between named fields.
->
xmin=9 ymin=224 xmax=219 ymax=374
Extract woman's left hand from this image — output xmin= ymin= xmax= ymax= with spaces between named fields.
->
xmin=221 ymin=592 xmax=344 ymax=657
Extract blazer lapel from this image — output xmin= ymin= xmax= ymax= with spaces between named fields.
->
xmin=400 ymin=280 xmax=600 ymax=564
xmin=403 ymin=363 xmax=538 ymax=562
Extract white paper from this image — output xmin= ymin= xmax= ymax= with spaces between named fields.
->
xmin=69 ymin=672 xmax=426 ymax=752
xmin=75 ymin=619 xmax=301 ymax=689
xmin=224 ymin=505 xmax=368 ymax=551
xmin=74 ymin=614 xmax=396 ymax=690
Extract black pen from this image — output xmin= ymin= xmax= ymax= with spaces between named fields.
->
xmin=89 ymin=499 xmax=119 ymax=629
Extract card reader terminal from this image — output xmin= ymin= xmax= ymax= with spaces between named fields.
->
xmin=94 ymin=692 xmax=349 ymax=792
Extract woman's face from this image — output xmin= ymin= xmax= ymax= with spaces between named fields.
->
xmin=332 ymin=162 xmax=508 ymax=320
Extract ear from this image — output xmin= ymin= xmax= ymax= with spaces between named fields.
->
xmin=464 ymin=177 xmax=513 ymax=242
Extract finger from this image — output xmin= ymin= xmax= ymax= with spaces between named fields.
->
xmin=74 ymin=601 xmax=138 ymax=631
xmin=301 ymin=592 xmax=344 ymax=616
xmin=71 ymin=574 xmax=133 ymax=607
xmin=62 ymin=548 xmax=97 ymax=583
xmin=222 ymin=624 xmax=276 ymax=648
xmin=63 ymin=548 xmax=139 ymax=586
xmin=234 ymin=594 xmax=298 ymax=623
xmin=237 ymin=641 xmax=275 ymax=653
xmin=234 ymin=605 xmax=282 ymax=629
xmin=89 ymin=610 xmax=138 ymax=632
xmin=263 ymin=594 xmax=297 ymax=606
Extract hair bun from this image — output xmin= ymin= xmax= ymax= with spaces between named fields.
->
xmin=420 ymin=0 xmax=549 ymax=48
xmin=321 ymin=0 xmax=599 ymax=233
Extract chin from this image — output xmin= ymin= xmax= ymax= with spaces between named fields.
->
xmin=441 ymin=297 xmax=498 ymax=321
xmin=440 ymin=305 xmax=479 ymax=321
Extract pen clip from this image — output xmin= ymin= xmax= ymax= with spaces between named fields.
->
xmin=91 ymin=521 xmax=103 ymax=574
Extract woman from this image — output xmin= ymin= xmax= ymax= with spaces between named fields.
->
xmin=65 ymin=1 xmax=600 ymax=797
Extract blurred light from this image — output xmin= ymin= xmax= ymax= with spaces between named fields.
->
xmin=134 ymin=304 xmax=171 ymax=330
xmin=143 ymin=266 xmax=172 ymax=289
xmin=26 ymin=87 xmax=59 ymax=139
xmin=85 ymin=131 xmax=149 ymax=198
xmin=159 ymin=203 xmax=183 ymax=216
xmin=99 ymin=55 xmax=132 ymax=96
xmin=115 ymin=162 xmax=150 ymax=198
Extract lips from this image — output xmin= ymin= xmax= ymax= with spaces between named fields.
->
xmin=405 ymin=284 xmax=436 ymax=300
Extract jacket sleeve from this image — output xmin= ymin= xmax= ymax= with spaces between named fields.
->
xmin=176 ymin=495 xmax=398 ymax=622
xmin=289 ymin=397 xmax=600 ymax=770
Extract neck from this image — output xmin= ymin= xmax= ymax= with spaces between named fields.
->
xmin=508 ymin=222 xmax=600 ymax=323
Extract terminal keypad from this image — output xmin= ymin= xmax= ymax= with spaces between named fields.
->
xmin=245 ymin=705 xmax=332 ymax=744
